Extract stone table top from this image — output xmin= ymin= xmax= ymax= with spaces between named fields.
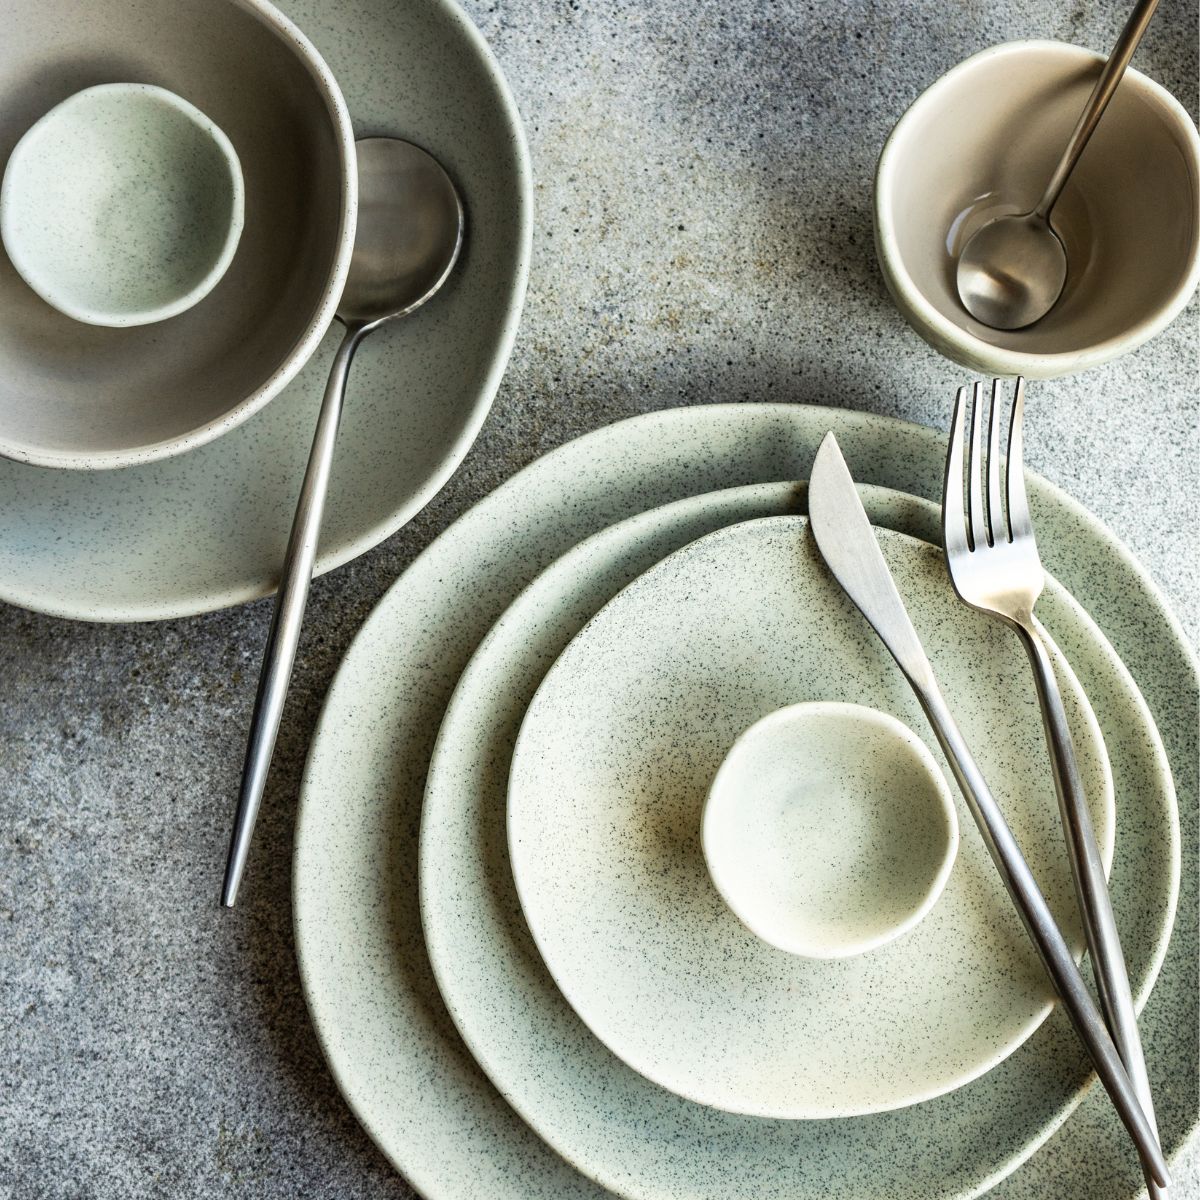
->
xmin=1 ymin=0 xmax=1196 ymax=1196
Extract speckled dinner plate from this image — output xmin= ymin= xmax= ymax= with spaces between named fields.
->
xmin=294 ymin=405 xmax=1195 ymax=1200
xmin=505 ymin=515 xmax=1115 ymax=1122
xmin=0 ymin=0 xmax=529 ymax=621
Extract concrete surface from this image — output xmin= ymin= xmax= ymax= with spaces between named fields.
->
xmin=1 ymin=0 xmax=1196 ymax=1196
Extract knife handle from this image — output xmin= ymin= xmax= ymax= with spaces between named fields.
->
xmin=914 ymin=678 xmax=1169 ymax=1189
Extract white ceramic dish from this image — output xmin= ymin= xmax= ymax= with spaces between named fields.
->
xmin=703 ymin=700 xmax=960 ymax=959
xmin=0 ymin=0 xmax=529 ymax=614
xmin=507 ymin=516 xmax=1113 ymax=1120
xmin=875 ymin=41 xmax=1200 ymax=378
xmin=292 ymin=403 xmax=1189 ymax=1200
xmin=1 ymin=83 xmax=244 ymax=328
xmin=0 ymin=0 xmax=356 ymax=468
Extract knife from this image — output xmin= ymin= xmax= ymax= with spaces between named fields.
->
xmin=807 ymin=432 xmax=1168 ymax=1188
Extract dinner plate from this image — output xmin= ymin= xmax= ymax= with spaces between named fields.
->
xmin=506 ymin=516 xmax=1113 ymax=1121
xmin=0 ymin=0 xmax=530 ymax=621
xmin=294 ymin=404 xmax=1194 ymax=1200
xmin=423 ymin=483 xmax=1175 ymax=1198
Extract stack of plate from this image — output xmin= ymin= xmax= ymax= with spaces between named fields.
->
xmin=293 ymin=403 xmax=1193 ymax=1200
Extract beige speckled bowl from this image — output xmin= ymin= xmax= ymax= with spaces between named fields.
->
xmin=875 ymin=41 xmax=1200 ymax=379
xmin=2 ymin=84 xmax=246 ymax=328
xmin=0 ymin=0 xmax=356 ymax=469
xmin=703 ymin=702 xmax=959 ymax=960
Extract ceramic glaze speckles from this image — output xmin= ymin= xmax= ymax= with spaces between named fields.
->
xmin=506 ymin=516 xmax=1114 ymax=1120
xmin=703 ymin=701 xmax=960 ymax=959
xmin=1 ymin=84 xmax=244 ymax=329
xmin=295 ymin=406 xmax=1187 ymax=1200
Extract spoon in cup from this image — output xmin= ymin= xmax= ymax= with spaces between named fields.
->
xmin=956 ymin=0 xmax=1158 ymax=330
xmin=222 ymin=136 xmax=464 ymax=907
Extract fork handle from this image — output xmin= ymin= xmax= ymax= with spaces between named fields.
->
xmin=1016 ymin=616 xmax=1166 ymax=1197
xmin=910 ymin=676 xmax=1169 ymax=1188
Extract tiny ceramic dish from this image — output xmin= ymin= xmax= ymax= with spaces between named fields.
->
xmin=2 ymin=84 xmax=244 ymax=328
xmin=0 ymin=0 xmax=355 ymax=470
xmin=875 ymin=40 xmax=1200 ymax=378
xmin=702 ymin=701 xmax=959 ymax=959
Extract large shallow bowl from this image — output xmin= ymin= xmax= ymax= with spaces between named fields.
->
xmin=875 ymin=41 xmax=1200 ymax=378
xmin=0 ymin=0 xmax=356 ymax=468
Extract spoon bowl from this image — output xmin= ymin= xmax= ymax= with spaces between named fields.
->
xmin=874 ymin=41 xmax=1200 ymax=377
xmin=339 ymin=137 xmax=464 ymax=330
xmin=957 ymin=213 xmax=1068 ymax=330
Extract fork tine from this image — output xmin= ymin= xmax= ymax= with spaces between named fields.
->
xmin=967 ymin=381 xmax=984 ymax=552
xmin=1006 ymin=377 xmax=1032 ymax=541
xmin=943 ymin=385 xmax=971 ymax=558
xmin=986 ymin=380 xmax=1004 ymax=546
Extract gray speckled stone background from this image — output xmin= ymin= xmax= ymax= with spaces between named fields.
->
xmin=0 ymin=0 xmax=1195 ymax=1197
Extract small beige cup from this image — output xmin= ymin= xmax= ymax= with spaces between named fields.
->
xmin=875 ymin=40 xmax=1200 ymax=379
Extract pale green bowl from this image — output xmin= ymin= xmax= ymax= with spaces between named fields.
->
xmin=2 ymin=83 xmax=244 ymax=329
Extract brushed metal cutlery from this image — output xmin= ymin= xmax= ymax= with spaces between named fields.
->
xmin=955 ymin=0 xmax=1160 ymax=329
xmin=943 ymin=377 xmax=1165 ymax=1198
xmin=807 ymin=431 xmax=1168 ymax=1187
xmin=222 ymin=137 xmax=465 ymax=907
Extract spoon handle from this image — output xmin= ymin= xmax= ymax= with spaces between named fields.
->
xmin=221 ymin=324 xmax=363 ymax=907
xmin=1035 ymin=0 xmax=1159 ymax=218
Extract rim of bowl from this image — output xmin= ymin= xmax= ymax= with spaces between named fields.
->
xmin=0 ymin=83 xmax=247 ymax=330
xmin=0 ymin=0 xmax=358 ymax=471
xmin=702 ymin=700 xmax=961 ymax=960
xmin=874 ymin=39 xmax=1200 ymax=378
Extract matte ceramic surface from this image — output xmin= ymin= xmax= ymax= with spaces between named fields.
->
xmin=1 ymin=84 xmax=244 ymax=328
xmin=874 ymin=41 xmax=1200 ymax=378
xmin=0 ymin=0 xmax=529 ymax=608
xmin=507 ymin=516 xmax=1114 ymax=1120
xmin=295 ymin=405 xmax=1187 ymax=1200
xmin=0 ymin=0 xmax=356 ymax=469
xmin=703 ymin=701 xmax=960 ymax=959
xmin=420 ymin=478 xmax=1175 ymax=1197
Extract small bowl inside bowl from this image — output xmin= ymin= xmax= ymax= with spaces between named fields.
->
xmin=2 ymin=83 xmax=245 ymax=328
xmin=0 ymin=0 xmax=356 ymax=469
xmin=875 ymin=40 xmax=1200 ymax=378
xmin=702 ymin=702 xmax=959 ymax=959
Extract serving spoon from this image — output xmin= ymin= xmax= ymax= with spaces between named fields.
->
xmin=956 ymin=0 xmax=1158 ymax=330
xmin=222 ymin=136 xmax=464 ymax=907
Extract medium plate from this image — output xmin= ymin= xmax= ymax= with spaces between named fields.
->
xmin=506 ymin=516 xmax=1114 ymax=1121
xmin=0 ymin=0 xmax=530 ymax=621
xmin=424 ymin=486 xmax=1174 ymax=1198
xmin=294 ymin=405 xmax=1193 ymax=1200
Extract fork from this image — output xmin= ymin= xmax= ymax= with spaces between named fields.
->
xmin=943 ymin=378 xmax=1166 ymax=1198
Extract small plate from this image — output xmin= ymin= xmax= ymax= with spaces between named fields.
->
xmin=0 ymin=0 xmax=530 ymax=620
xmin=507 ymin=516 xmax=1113 ymax=1120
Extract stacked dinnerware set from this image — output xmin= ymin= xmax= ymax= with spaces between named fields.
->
xmin=1 ymin=0 xmax=1197 ymax=1197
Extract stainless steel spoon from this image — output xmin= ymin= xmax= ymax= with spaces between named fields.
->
xmin=956 ymin=0 xmax=1158 ymax=330
xmin=221 ymin=137 xmax=464 ymax=907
